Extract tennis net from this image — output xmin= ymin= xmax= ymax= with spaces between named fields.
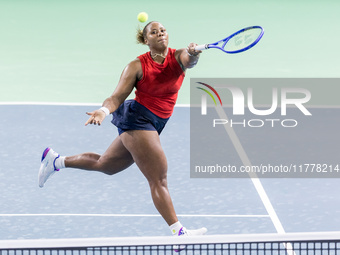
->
xmin=1 ymin=231 xmax=340 ymax=255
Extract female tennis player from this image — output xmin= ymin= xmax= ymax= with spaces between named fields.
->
xmin=38 ymin=21 xmax=207 ymax=237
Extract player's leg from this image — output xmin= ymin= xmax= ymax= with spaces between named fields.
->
xmin=38 ymin=136 xmax=134 ymax=187
xmin=119 ymin=130 xmax=178 ymax=226
xmin=120 ymin=130 xmax=207 ymax=238
xmin=65 ymin=135 xmax=134 ymax=175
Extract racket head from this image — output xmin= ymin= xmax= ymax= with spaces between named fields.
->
xmin=209 ymin=26 xmax=264 ymax=54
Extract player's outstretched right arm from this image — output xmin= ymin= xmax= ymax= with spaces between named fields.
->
xmin=85 ymin=59 xmax=143 ymax=126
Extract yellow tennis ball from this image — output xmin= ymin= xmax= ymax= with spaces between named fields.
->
xmin=137 ymin=12 xmax=148 ymax=23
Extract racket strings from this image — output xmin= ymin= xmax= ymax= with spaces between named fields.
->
xmin=223 ymin=28 xmax=263 ymax=52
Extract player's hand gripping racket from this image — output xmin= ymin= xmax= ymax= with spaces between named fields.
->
xmin=195 ymin=26 xmax=264 ymax=54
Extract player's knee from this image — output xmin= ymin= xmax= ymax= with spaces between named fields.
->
xmin=94 ymin=157 xmax=112 ymax=174
xmin=97 ymin=158 xmax=128 ymax=175
xmin=149 ymin=176 xmax=168 ymax=190
xmin=98 ymin=163 xmax=116 ymax=175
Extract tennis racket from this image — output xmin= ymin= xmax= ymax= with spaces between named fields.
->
xmin=195 ymin=26 xmax=264 ymax=54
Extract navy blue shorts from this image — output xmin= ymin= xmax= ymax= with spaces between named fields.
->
xmin=111 ymin=100 xmax=169 ymax=135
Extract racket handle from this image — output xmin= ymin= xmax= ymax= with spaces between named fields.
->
xmin=195 ymin=44 xmax=209 ymax=51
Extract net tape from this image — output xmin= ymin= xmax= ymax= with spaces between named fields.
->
xmin=1 ymin=232 xmax=340 ymax=255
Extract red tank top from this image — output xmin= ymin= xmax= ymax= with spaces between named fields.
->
xmin=135 ymin=48 xmax=185 ymax=118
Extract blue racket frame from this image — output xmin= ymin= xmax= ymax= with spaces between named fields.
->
xmin=197 ymin=26 xmax=264 ymax=54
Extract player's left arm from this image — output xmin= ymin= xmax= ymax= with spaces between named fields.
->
xmin=175 ymin=43 xmax=202 ymax=71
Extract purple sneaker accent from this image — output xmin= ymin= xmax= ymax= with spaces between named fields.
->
xmin=174 ymin=227 xmax=187 ymax=252
xmin=41 ymin=148 xmax=51 ymax=162
xmin=178 ymin=227 xmax=185 ymax=236
xmin=174 ymin=246 xmax=180 ymax=252
xmin=174 ymin=227 xmax=207 ymax=252
xmin=53 ymin=155 xmax=60 ymax=171
xmin=38 ymin=147 xmax=61 ymax=187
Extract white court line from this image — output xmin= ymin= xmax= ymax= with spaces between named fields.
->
xmin=215 ymin=105 xmax=295 ymax=255
xmin=0 ymin=102 xmax=339 ymax=108
xmin=215 ymin=105 xmax=285 ymax=233
xmin=0 ymin=102 xmax=190 ymax=107
xmin=0 ymin=102 xmax=102 ymax=106
xmin=0 ymin=214 xmax=269 ymax=218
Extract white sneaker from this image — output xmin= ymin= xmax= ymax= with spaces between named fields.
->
xmin=174 ymin=227 xmax=207 ymax=252
xmin=38 ymin=147 xmax=60 ymax=188
xmin=184 ymin=227 xmax=208 ymax=236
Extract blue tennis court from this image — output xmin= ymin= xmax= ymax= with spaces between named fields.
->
xmin=1 ymin=105 xmax=340 ymax=240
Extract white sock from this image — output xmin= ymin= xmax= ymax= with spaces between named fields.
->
xmin=169 ymin=221 xmax=183 ymax=236
xmin=54 ymin=156 xmax=66 ymax=170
